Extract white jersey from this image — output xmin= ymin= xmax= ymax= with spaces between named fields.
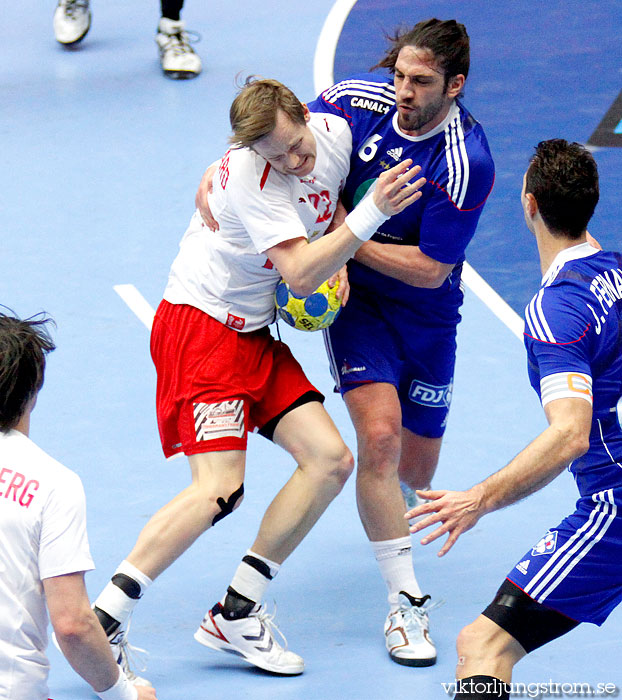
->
xmin=0 ymin=429 xmax=94 ymax=700
xmin=164 ymin=112 xmax=352 ymax=332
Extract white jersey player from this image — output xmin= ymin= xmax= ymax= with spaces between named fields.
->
xmin=92 ymin=77 xmax=425 ymax=677
xmin=0 ymin=312 xmax=157 ymax=700
xmin=164 ymin=111 xmax=352 ymax=331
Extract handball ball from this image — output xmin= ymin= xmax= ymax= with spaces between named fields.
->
xmin=275 ymin=278 xmax=341 ymax=331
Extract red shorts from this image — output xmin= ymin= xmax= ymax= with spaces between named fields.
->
xmin=150 ymin=300 xmax=322 ymax=458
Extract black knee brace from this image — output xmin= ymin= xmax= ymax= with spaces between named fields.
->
xmin=482 ymin=579 xmax=579 ymax=653
xmin=212 ymin=483 xmax=244 ymax=525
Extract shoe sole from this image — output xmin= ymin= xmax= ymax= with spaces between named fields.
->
xmin=389 ymin=652 xmax=437 ymax=668
xmin=194 ymin=626 xmax=304 ymax=676
xmin=162 ymin=70 xmax=201 ymax=80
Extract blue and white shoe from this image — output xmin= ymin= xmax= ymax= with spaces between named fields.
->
xmin=194 ymin=602 xmax=304 ymax=675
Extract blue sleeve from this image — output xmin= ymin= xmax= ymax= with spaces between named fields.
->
xmin=524 ymin=285 xmax=592 ymax=379
xmin=419 ymin=145 xmax=495 ymax=264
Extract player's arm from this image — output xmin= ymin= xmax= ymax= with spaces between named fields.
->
xmin=407 ymin=396 xmax=592 ymax=557
xmin=353 ymin=241 xmax=453 ymax=288
xmin=44 ymin=572 xmax=157 ymax=700
xmin=195 ymin=159 xmax=221 ymax=231
xmin=355 ymin=150 xmax=494 ymax=287
xmin=267 ymin=161 xmax=425 ymax=296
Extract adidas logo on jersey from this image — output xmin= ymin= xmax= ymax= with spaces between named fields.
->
xmin=387 ymin=147 xmax=403 ymax=161
xmin=516 ymin=559 xmax=530 ymax=575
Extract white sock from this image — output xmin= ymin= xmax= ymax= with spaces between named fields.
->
xmin=228 ymin=549 xmax=281 ymax=604
xmin=94 ymin=560 xmax=153 ymax=626
xmin=371 ymin=536 xmax=423 ymax=609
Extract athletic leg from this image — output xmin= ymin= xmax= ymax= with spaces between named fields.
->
xmin=126 ymin=450 xmax=245 ymax=578
xmin=346 ymin=382 xmax=406 ymax=542
xmin=195 ymin=400 xmax=353 ymax=674
xmin=218 ymin=400 xmax=353 ymax=614
xmin=94 ymin=450 xmax=245 ymax=635
xmin=454 ymin=578 xmax=581 ymax=698
xmin=398 ymin=428 xmax=442 ymax=492
xmin=398 ymin=428 xmax=443 ymax=520
xmin=344 ymin=382 xmax=436 ymax=665
xmin=251 ymin=400 xmax=354 ymax=562
xmin=456 ymin=616 xmax=525 ymax=684
xmin=160 ymin=0 xmax=184 ymax=21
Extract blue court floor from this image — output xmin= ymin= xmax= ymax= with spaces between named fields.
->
xmin=3 ymin=1 xmax=621 ymax=698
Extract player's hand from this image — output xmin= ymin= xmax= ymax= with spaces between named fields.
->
xmin=328 ymin=265 xmax=350 ymax=306
xmin=405 ymin=485 xmax=486 ymax=557
xmin=373 ymin=159 xmax=426 ymax=216
xmin=195 ymin=163 xmax=219 ymax=231
xmin=136 ymin=685 xmax=158 ymax=699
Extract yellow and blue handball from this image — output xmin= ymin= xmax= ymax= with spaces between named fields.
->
xmin=275 ymin=278 xmax=341 ymax=331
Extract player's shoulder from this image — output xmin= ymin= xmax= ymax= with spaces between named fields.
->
xmin=453 ymin=100 xmax=494 ymax=168
xmin=317 ymin=72 xmax=395 ymax=118
xmin=525 ymin=277 xmax=591 ymax=345
xmin=0 ymin=430 xmax=84 ymax=491
xmin=426 ymin=102 xmax=494 ymax=209
xmin=308 ymin=111 xmax=350 ymax=141
xmin=221 ymin=147 xmax=290 ymax=195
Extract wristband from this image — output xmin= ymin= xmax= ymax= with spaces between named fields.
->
xmin=97 ymin=670 xmax=138 ymax=700
xmin=344 ymin=193 xmax=389 ymax=242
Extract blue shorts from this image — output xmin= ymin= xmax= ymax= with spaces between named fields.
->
xmin=507 ymin=488 xmax=622 ymax=625
xmin=323 ymin=285 xmax=457 ymax=439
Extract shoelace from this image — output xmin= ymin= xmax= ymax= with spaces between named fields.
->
xmin=160 ymin=29 xmax=201 ymax=56
xmin=111 ymin=618 xmax=149 ymax=679
xmin=62 ymin=0 xmax=89 ymax=19
xmin=402 ymin=598 xmax=445 ymax=634
xmin=255 ymin=602 xmax=291 ymax=652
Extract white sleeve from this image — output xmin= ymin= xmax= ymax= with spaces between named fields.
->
xmin=229 ymin=158 xmax=307 ymax=253
xmin=39 ymin=472 xmax=94 ymax=580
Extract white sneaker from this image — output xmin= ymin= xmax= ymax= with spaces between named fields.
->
xmin=53 ymin=0 xmax=91 ymax=45
xmin=384 ymin=592 xmax=437 ymax=667
xmin=194 ymin=602 xmax=304 ymax=675
xmin=109 ymin=626 xmax=153 ymax=687
xmin=155 ymin=18 xmax=202 ymax=79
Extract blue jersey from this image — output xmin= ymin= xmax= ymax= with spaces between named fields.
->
xmin=524 ymin=243 xmax=622 ymax=496
xmin=308 ymin=73 xmax=495 ymax=319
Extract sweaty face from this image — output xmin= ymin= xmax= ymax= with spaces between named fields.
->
xmin=393 ymin=46 xmax=453 ymax=135
xmin=252 ymin=107 xmax=317 ymax=177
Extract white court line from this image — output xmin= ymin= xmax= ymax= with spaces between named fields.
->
xmin=461 ymin=263 xmax=524 ymax=340
xmin=313 ymin=0 xmax=358 ymax=94
xmin=114 ymin=284 xmax=155 ymax=330
xmin=313 ymin=0 xmax=525 ymax=342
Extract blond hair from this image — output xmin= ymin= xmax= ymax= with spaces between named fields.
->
xmin=229 ymin=77 xmax=306 ymax=149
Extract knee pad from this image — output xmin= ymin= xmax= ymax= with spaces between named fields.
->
xmin=482 ymin=579 xmax=579 ymax=653
xmin=212 ymin=483 xmax=244 ymax=526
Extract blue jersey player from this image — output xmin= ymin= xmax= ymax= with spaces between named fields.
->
xmin=409 ymin=139 xmax=622 ymax=699
xmin=307 ymin=19 xmax=494 ymax=666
